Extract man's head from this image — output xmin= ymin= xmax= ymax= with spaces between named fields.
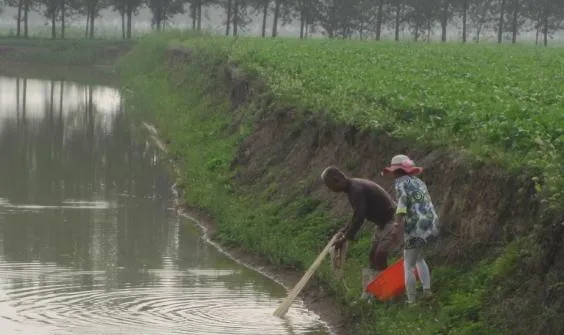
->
xmin=321 ymin=166 xmax=349 ymax=192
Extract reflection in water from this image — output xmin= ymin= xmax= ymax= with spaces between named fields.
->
xmin=0 ymin=77 xmax=330 ymax=335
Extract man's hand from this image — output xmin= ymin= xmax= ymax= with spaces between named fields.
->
xmin=332 ymin=231 xmax=347 ymax=249
xmin=391 ymin=217 xmax=404 ymax=245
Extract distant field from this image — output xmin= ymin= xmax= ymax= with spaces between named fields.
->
xmin=176 ymin=36 xmax=563 ymax=207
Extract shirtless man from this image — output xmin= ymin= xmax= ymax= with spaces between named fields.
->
xmin=321 ymin=166 xmax=399 ymax=297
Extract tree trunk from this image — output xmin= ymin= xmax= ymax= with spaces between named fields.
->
xmin=299 ymin=10 xmax=305 ymax=39
xmin=121 ymin=10 xmax=125 ymax=39
xmin=535 ymin=19 xmax=540 ymax=45
xmin=51 ymin=5 xmax=57 ymax=39
xmin=511 ymin=0 xmax=518 ymax=43
xmin=23 ymin=0 xmax=28 ymax=38
xmin=17 ymin=0 xmax=22 ymax=37
xmin=127 ymin=6 xmax=132 ymax=39
xmin=329 ymin=0 xmax=336 ymax=38
xmin=262 ymin=0 xmax=268 ymax=37
xmin=89 ymin=7 xmax=95 ymax=38
xmin=272 ymin=0 xmax=280 ymax=37
xmin=197 ymin=2 xmax=202 ymax=30
xmin=85 ymin=10 xmax=90 ymax=38
xmin=155 ymin=17 xmax=160 ymax=30
xmin=441 ymin=0 xmax=448 ymax=42
xmin=462 ymin=0 xmax=468 ymax=43
xmin=61 ymin=0 xmax=65 ymax=39
xmin=225 ymin=0 xmax=232 ymax=36
xmin=542 ymin=11 xmax=549 ymax=46
xmin=394 ymin=3 xmax=401 ymax=41
xmin=191 ymin=5 xmax=197 ymax=29
xmin=497 ymin=0 xmax=505 ymax=43
xmin=233 ymin=0 xmax=238 ymax=36
xmin=375 ymin=0 xmax=384 ymax=40
xmin=50 ymin=0 xmax=56 ymax=40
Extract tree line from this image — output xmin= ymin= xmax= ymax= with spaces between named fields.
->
xmin=1 ymin=0 xmax=563 ymax=45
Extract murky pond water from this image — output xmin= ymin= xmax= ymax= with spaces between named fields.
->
xmin=0 ymin=76 xmax=331 ymax=335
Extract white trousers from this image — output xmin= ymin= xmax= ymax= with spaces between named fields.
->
xmin=404 ymin=246 xmax=431 ymax=303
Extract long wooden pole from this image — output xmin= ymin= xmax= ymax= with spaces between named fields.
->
xmin=273 ymin=233 xmax=339 ymax=318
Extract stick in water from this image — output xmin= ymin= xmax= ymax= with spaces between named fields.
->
xmin=273 ymin=233 xmax=340 ymax=318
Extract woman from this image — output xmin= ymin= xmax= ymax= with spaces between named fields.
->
xmin=382 ymin=154 xmax=440 ymax=305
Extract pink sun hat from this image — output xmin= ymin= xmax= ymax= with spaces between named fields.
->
xmin=382 ymin=154 xmax=423 ymax=175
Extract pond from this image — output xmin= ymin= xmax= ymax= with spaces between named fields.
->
xmin=0 ymin=75 xmax=331 ymax=335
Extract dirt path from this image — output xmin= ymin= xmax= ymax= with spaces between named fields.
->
xmin=142 ymin=122 xmax=351 ymax=335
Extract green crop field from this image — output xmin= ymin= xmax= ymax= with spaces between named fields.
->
xmin=177 ymin=36 xmax=564 ymax=210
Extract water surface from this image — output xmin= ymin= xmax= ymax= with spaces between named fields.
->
xmin=0 ymin=76 xmax=331 ymax=335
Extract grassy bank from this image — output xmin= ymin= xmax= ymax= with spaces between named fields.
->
xmin=0 ymin=37 xmax=135 ymax=66
xmin=117 ymin=32 xmax=563 ymax=335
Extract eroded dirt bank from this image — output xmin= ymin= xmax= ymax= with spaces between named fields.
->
xmin=133 ymin=45 xmax=564 ymax=335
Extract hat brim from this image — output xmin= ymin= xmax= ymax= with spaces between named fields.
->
xmin=382 ymin=165 xmax=423 ymax=175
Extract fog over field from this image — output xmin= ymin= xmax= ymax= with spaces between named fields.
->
xmin=0 ymin=1 xmax=562 ymax=42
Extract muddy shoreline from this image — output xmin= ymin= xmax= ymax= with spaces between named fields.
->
xmin=142 ymin=122 xmax=350 ymax=335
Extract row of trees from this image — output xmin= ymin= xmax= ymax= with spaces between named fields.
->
xmin=1 ymin=0 xmax=142 ymax=38
xmin=1 ymin=0 xmax=563 ymax=45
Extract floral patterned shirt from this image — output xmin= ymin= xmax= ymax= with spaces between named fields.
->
xmin=394 ymin=175 xmax=439 ymax=248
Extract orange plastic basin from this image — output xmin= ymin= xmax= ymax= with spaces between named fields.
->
xmin=365 ymin=257 xmax=419 ymax=301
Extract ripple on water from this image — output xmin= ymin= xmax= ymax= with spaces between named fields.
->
xmin=0 ymin=264 xmax=329 ymax=335
xmin=0 ymin=199 xmax=113 ymax=211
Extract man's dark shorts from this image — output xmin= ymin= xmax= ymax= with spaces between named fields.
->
xmin=370 ymin=220 xmax=397 ymax=270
